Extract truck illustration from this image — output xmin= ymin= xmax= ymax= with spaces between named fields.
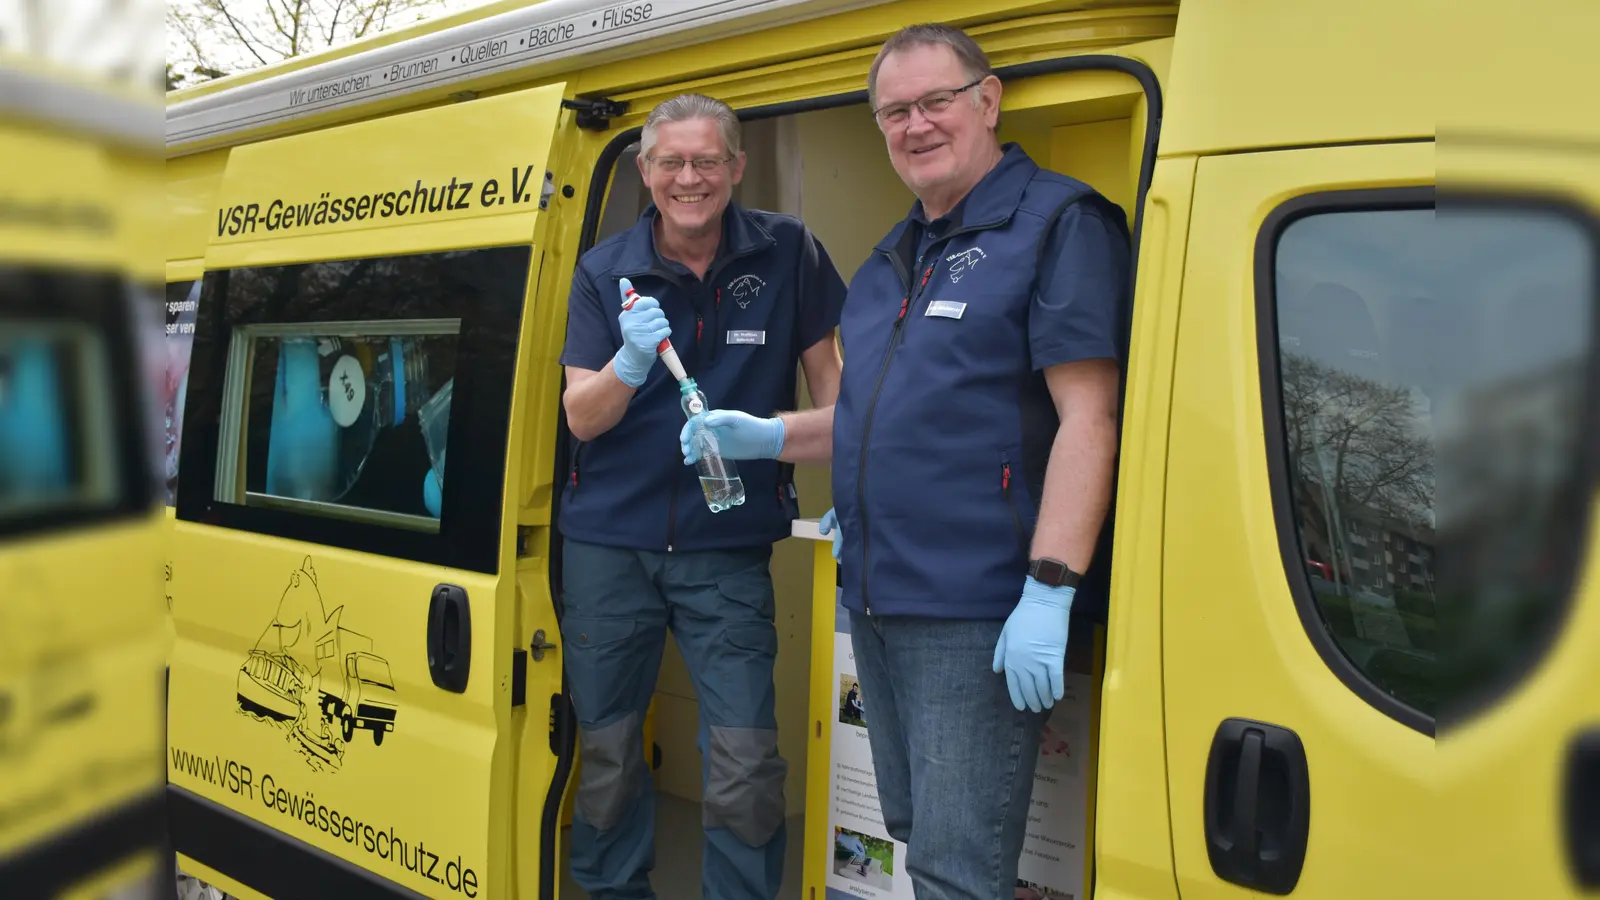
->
xmin=236 ymin=556 xmax=397 ymax=771
xmin=314 ymin=626 xmax=397 ymax=745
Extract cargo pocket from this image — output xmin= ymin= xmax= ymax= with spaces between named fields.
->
xmin=715 ymin=563 xmax=776 ymax=621
xmin=724 ymin=621 xmax=779 ymax=657
xmin=559 ymin=615 xmax=644 ymax=723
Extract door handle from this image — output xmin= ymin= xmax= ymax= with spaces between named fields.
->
xmin=1204 ymin=717 xmax=1310 ymax=895
xmin=427 ymin=584 xmax=471 ymax=693
xmin=1565 ymin=728 xmax=1600 ymax=888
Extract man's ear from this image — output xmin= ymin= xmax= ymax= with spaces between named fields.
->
xmin=729 ymin=150 xmax=748 ymax=186
xmin=636 ymin=151 xmax=650 ymax=183
xmin=981 ymin=75 xmax=1003 ymax=130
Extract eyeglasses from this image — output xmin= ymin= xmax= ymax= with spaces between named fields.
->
xmin=872 ymin=78 xmax=986 ymax=128
xmin=645 ymin=155 xmax=731 ymax=173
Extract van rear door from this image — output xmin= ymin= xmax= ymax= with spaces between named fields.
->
xmin=167 ymin=82 xmax=569 ymax=899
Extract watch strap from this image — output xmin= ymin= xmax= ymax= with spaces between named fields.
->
xmin=1028 ymin=557 xmax=1082 ymax=589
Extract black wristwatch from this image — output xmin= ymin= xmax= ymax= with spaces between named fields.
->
xmin=1028 ymin=557 xmax=1082 ymax=589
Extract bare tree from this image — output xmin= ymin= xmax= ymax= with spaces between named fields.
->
xmin=1281 ymin=350 xmax=1436 ymax=602
xmin=1282 ymin=351 xmax=1434 ymax=527
xmin=167 ymin=0 xmax=468 ymax=87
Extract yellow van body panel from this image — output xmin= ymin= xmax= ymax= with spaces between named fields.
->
xmin=0 ymin=124 xmax=122 ymax=269
xmin=1438 ymin=1 xmax=1598 ymax=147
xmin=204 ymin=83 xmax=564 ymax=268
xmin=1095 ymin=151 xmax=1195 ymax=900
xmin=167 ymin=151 xmax=228 ymax=269
xmin=1160 ymin=0 xmax=1431 ymax=157
xmin=0 ymin=521 xmax=166 ymax=856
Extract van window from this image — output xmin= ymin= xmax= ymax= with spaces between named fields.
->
xmin=0 ymin=267 xmax=148 ymax=537
xmin=181 ymin=246 xmax=531 ymax=574
xmin=0 ymin=324 xmax=117 ymax=518
xmin=233 ymin=324 xmax=459 ymax=531
xmin=1267 ymin=197 xmax=1596 ymax=724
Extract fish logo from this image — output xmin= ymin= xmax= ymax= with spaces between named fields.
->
xmin=727 ymin=274 xmax=767 ymax=309
xmin=945 ymin=247 xmax=987 ymax=284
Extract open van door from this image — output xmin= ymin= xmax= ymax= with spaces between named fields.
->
xmin=0 ymin=80 xmax=168 ymax=898
xmin=167 ymin=82 xmax=569 ymax=899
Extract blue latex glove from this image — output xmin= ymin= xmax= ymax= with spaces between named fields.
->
xmin=613 ymin=277 xmax=671 ymax=388
xmin=992 ymin=576 xmax=1075 ymax=713
xmin=818 ymin=507 xmax=842 ymax=560
xmin=679 ymin=409 xmax=785 ymax=463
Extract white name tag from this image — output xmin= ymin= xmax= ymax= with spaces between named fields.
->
xmin=925 ymin=300 xmax=967 ymax=319
xmin=726 ymin=330 xmax=766 ymax=345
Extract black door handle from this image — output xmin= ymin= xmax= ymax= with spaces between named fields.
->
xmin=1204 ymin=717 xmax=1310 ymax=895
xmin=1565 ymin=727 xmax=1600 ymax=887
xmin=427 ymin=584 xmax=471 ymax=693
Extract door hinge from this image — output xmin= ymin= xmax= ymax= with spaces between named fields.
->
xmin=561 ymin=97 xmax=628 ymax=130
xmin=530 ymin=629 xmax=557 ymax=662
xmin=511 ymin=649 xmax=527 ymax=707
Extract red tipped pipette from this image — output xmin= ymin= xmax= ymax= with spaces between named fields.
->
xmin=619 ymin=277 xmax=689 ymax=383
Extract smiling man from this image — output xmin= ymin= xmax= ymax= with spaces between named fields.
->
xmin=686 ymin=25 xmax=1132 ymax=897
xmin=555 ymin=93 xmax=847 ymax=900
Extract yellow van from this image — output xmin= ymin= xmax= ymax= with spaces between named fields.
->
xmin=0 ymin=56 xmax=171 ymax=899
xmin=162 ymin=1 xmax=1598 ymax=898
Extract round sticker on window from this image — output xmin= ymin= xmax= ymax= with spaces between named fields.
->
xmin=328 ymin=355 xmax=366 ymax=428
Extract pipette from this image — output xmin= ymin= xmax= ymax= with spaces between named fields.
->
xmin=619 ymin=276 xmax=689 ymax=385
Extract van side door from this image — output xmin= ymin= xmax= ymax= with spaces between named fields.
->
xmin=166 ymin=83 xmax=570 ymax=900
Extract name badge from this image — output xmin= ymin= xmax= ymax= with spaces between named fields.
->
xmin=727 ymin=330 xmax=766 ymax=345
xmin=925 ymin=300 xmax=967 ymax=320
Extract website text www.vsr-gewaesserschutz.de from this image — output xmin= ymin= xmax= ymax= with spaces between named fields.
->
xmin=171 ymin=746 xmax=482 ymax=896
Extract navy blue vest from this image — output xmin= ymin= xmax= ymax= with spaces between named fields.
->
xmin=831 ymin=144 xmax=1129 ymax=620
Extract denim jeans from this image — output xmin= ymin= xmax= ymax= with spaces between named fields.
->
xmin=560 ymin=538 xmax=788 ymax=900
xmin=848 ymin=611 xmax=1050 ymax=899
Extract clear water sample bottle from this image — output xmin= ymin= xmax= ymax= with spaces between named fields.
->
xmin=680 ymin=379 xmax=745 ymax=513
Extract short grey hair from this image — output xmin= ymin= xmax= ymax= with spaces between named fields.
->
xmin=867 ymin=23 xmax=995 ymax=109
xmin=640 ymin=93 xmax=742 ymax=158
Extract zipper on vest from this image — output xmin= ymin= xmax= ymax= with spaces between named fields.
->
xmin=667 ymin=478 xmax=679 ymax=553
xmin=1003 ymin=459 xmax=1026 ymax=551
xmin=856 ymin=258 xmax=936 ymax=613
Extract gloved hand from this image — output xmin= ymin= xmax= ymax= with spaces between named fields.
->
xmin=613 ymin=278 xmax=671 ymax=388
xmin=818 ymin=507 xmax=843 ymax=560
xmin=992 ymin=576 xmax=1075 ymax=713
xmin=679 ymin=409 xmax=785 ymax=463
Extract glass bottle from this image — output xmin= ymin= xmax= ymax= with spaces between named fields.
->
xmin=680 ymin=378 xmax=745 ymax=513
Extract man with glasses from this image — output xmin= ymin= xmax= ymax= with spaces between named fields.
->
xmin=556 ymin=92 xmax=847 ymax=900
xmin=687 ymin=25 xmax=1131 ymax=897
